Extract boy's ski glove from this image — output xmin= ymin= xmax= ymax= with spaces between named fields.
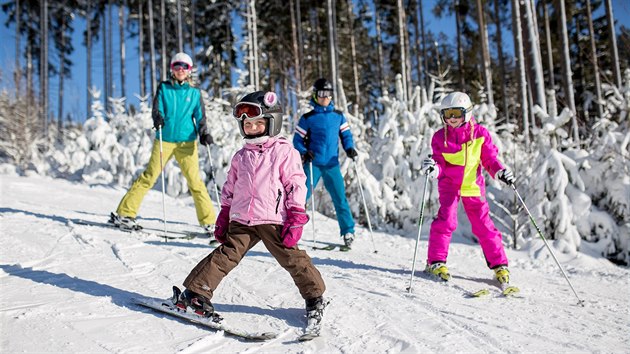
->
xmin=421 ymin=158 xmax=439 ymax=178
xmin=302 ymin=150 xmax=315 ymax=163
xmin=345 ymin=148 xmax=358 ymax=160
xmin=282 ymin=207 xmax=310 ymax=248
xmin=200 ymin=133 xmax=214 ymax=146
xmin=497 ymin=169 xmax=515 ymax=185
xmin=153 ymin=115 xmax=164 ymax=130
xmin=214 ymin=206 xmax=230 ymax=244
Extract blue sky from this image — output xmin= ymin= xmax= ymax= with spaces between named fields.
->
xmin=0 ymin=1 xmax=629 ymax=123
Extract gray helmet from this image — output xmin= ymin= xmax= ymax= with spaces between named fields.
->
xmin=233 ymin=91 xmax=283 ymax=138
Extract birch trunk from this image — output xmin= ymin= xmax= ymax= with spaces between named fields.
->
xmin=346 ymin=0 xmax=360 ymax=113
xmin=585 ymin=0 xmax=604 ymax=119
xmin=512 ymin=0 xmax=529 ymax=144
xmin=327 ymin=0 xmax=338 ymax=102
xmin=397 ymin=0 xmax=408 ymax=101
xmin=148 ymin=0 xmax=157 ymax=95
xmin=523 ymin=0 xmax=546 ymax=112
xmin=558 ymin=0 xmax=577 ymax=141
xmin=476 ymin=0 xmax=494 ymax=105
xmin=119 ymin=1 xmax=126 ymax=99
xmin=604 ymin=0 xmax=622 ymax=89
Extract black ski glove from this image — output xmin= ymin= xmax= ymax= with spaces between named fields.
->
xmin=200 ymin=133 xmax=214 ymax=146
xmin=153 ymin=115 xmax=164 ymax=130
xmin=497 ymin=169 xmax=515 ymax=185
xmin=345 ymin=148 xmax=358 ymax=160
xmin=302 ymin=150 xmax=315 ymax=163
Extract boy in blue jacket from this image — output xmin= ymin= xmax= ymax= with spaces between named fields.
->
xmin=293 ymin=78 xmax=358 ymax=248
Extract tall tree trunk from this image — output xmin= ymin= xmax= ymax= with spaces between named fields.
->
xmin=397 ymin=0 xmax=408 ymax=101
xmin=541 ymin=0 xmax=554 ymax=89
xmin=296 ymin=0 xmax=304 ymax=92
xmin=138 ymin=0 xmax=145 ymax=97
xmin=455 ymin=1 xmax=465 ymax=91
xmin=119 ymin=0 xmax=126 ymax=99
xmin=375 ymin=10 xmax=385 ymax=95
xmin=190 ymin=0 xmax=195 ymax=56
xmin=290 ymin=0 xmax=302 ymax=95
xmin=176 ymin=0 xmax=183 ymax=52
xmin=103 ymin=4 xmax=109 ymax=112
xmin=346 ymin=0 xmax=360 ymax=112
xmin=160 ymin=0 xmax=167 ymax=80
xmin=15 ymin=0 xmax=21 ymax=96
xmin=41 ymin=0 xmax=49 ymax=136
xmin=58 ymin=16 xmax=66 ymax=136
xmin=86 ymin=0 xmax=92 ymax=118
xmin=604 ymin=0 xmax=622 ymax=89
xmin=314 ymin=9 xmax=323 ymax=78
xmin=148 ymin=0 xmax=157 ymax=95
xmin=585 ymin=0 xmax=603 ymax=119
xmin=419 ymin=0 xmax=428 ymax=86
xmin=327 ymin=0 xmax=338 ymax=101
xmin=558 ymin=0 xmax=578 ymax=142
xmin=476 ymin=0 xmax=494 ymax=105
xmin=512 ymin=0 xmax=529 ymax=144
xmin=523 ymin=0 xmax=546 ymax=112
xmin=493 ymin=0 xmax=509 ymax=123
xmin=251 ymin=0 xmax=260 ymax=90
xmin=412 ymin=0 xmax=425 ymax=89
xmin=108 ymin=0 xmax=114 ymax=102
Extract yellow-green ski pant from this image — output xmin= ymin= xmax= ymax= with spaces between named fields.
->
xmin=116 ymin=140 xmax=216 ymax=225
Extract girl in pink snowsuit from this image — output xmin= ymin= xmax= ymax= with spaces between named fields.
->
xmin=422 ymin=92 xmax=514 ymax=284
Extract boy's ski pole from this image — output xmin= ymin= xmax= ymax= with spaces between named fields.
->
xmin=158 ymin=127 xmax=168 ymax=242
xmin=309 ymin=161 xmax=316 ymax=247
xmin=352 ymin=160 xmax=377 ymax=253
xmin=407 ymin=170 xmax=430 ymax=293
xmin=510 ymin=183 xmax=585 ymax=306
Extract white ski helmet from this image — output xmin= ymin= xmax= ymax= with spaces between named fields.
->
xmin=440 ymin=91 xmax=473 ymax=123
xmin=170 ymin=52 xmax=193 ymax=75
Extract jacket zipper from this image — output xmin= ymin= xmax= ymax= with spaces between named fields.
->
xmin=275 ymin=189 xmax=282 ymax=214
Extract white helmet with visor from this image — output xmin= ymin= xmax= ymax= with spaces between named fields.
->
xmin=440 ymin=91 xmax=473 ymax=123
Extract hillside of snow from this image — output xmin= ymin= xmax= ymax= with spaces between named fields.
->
xmin=1 ymin=174 xmax=628 ymax=353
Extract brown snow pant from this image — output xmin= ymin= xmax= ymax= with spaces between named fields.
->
xmin=183 ymin=222 xmax=326 ymax=301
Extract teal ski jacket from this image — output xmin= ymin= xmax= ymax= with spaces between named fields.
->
xmin=151 ymin=80 xmax=207 ymax=143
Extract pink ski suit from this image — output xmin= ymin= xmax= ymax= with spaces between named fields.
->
xmin=427 ymin=118 xmax=508 ymax=269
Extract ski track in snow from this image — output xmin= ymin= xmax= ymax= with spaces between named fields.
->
xmin=1 ymin=174 xmax=629 ymax=353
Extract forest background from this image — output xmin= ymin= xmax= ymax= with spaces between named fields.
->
xmin=0 ymin=0 xmax=629 ymax=267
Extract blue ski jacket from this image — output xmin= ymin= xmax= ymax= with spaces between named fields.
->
xmin=152 ymin=80 xmax=207 ymax=143
xmin=293 ymin=100 xmax=355 ymax=167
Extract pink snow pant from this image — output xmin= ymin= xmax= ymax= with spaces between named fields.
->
xmin=427 ymin=192 xmax=508 ymax=269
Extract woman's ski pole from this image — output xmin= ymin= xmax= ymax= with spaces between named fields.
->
xmin=353 ymin=160 xmax=377 ymax=253
xmin=205 ymin=145 xmax=222 ymax=206
xmin=510 ymin=183 xmax=585 ymax=306
xmin=407 ymin=171 xmax=430 ymax=293
xmin=158 ymin=127 xmax=168 ymax=242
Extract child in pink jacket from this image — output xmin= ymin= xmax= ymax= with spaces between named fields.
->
xmin=422 ymin=92 xmax=515 ymax=286
xmin=173 ymin=91 xmax=327 ymax=330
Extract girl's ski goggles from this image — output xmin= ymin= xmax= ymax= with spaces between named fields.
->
xmin=316 ymin=90 xmax=333 ymax=98
xmin=233 ymin=102 xmax=264 ymax=120
xmin=441 ymin=107 xmax=470 ymax=119
xmin=171 ymin=62 xmax=191 ymax=71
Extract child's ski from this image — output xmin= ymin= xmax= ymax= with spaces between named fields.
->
xmin=133 ymin=296 xmax=277 ymax=341
xmin=70 ymin=219 xmax=198 ymax=240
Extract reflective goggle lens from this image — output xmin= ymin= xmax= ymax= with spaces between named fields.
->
xmin=316 ymin=90 xmax=333 ymax=98
xmin=171 ymin=62 xmax=191 ymax=71
xmin=441 ymin=107 xmax=467 ymax=119
xmin=233 ymin=103 xmax=263 ymax=120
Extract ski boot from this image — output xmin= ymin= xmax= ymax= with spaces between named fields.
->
xmin=202 ymin=224 xmax=219 ymax=245
xmin=304 ymin=296 xmax=328 ymax=335
xmin=425 ymin=262 xmax=451 ymax=281
xmin=493 ymin=265 xmax=510 ymax=285
xmin=109 ymin=212 xmax=142 ymax=231
xmin=342 ymin=233 xmax=355 ymax=248
xmin=171 ymin=286 xmax=218 ymax=320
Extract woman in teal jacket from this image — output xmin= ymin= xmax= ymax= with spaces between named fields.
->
xmin=110 ymin=53 xmax=216 ymax=236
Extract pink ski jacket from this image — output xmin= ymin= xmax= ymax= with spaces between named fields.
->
xmin=431 ymin=118 xmax=505 ymax=197
xmin=221 ymin=136 xmax=307 ymax=226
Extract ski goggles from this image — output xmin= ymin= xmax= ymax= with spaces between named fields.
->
xmin=441 ymin=107 xmax=470 ymax=119
xmin=316 ymin=90 xmax=333 ymax=98
xmin=171 ymin=62 xmax=191 ymax=71
xmin=233 ymin=102 xmax=264 ymax=120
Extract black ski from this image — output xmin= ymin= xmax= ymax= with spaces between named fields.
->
xmin=312 ymin=244 xmax=351 ymax=252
